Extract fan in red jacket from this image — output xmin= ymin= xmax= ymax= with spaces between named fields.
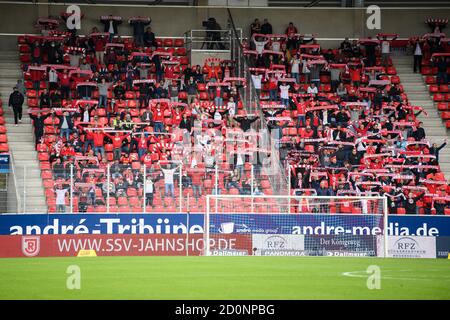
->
xmin=105 ymin=131 xmax=132 ymax=161
xmin=30 ymin=66 xmax=45 ymax=91
xmin=152 ymin=103 xmax=166 ymax=133
xmin=58 ymin=69 xmax=71 ymax=100
xmin=204 ymin=62 xmax=221 ymax=81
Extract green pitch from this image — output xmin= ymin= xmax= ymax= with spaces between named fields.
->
xmin=0 ymin=256 xmax=449 ymax=299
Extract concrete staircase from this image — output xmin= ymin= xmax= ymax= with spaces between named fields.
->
xmin=392 ymin=55 xmax=450 ymax=178
xmin=0 ymin=50 xmax=47 ymax=213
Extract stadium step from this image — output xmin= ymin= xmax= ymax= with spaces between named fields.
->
xmin=393 ymin=55 xmax=450 ymax=180
xmin=0 ymin=51 xmax=19 ymax=59
xmin=0 ymin=50 xmax=48 ymax=214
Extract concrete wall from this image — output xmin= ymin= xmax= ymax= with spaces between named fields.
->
xmin=0 ymin=3 xmax=449 ymax=50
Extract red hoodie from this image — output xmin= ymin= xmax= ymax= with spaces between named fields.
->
xmin=105 ymin=132 xmax=131 ymax=149
xmin=92 ymin=132 xmax=105 ymax=147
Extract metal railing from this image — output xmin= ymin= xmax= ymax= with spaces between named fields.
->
xmin=227 ymin=8 xmax=289 ymax=196
xmin=42 ymin=161 xmax=276 ymax=214
xmin=184 ymin=29 xmax=232 ymax=51
xmin=6 ymin=153 xmax=21 ymax=214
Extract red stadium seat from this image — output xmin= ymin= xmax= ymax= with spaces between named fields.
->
xmin=425 ymin=76 xmax=436 ymax=84
xmin=429 ymin=85 xmax=439 ymax=93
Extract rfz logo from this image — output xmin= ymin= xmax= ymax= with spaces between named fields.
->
xmin=396 ymin=242 xmax=416 ymax=250
xmin=394 ymin=237 xmax=419 ymax=250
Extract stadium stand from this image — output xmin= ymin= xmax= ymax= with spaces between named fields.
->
xmin=3 ymin=12 xmax=450 ymax=216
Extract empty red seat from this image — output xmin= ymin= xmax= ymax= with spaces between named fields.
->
xmin=387 ymin=66 xmax=396 ymax=75
xmin=437 ymin=102 xmax=448 ymax=111
xmin=163 ymin=38 xmax=173 ymax=47
xmin=429 ymin=85 xmax=439 ymax=93
xmin=421 ymin=67 xmax=432 ymax=75
xmin=95 ymin=206 xmax=107 ymax=213
xmin=425 ymin=76 xmax=436 ymax=84
xmin=174 ymin=38 xmax=184 ymax=47
xmin=119 ymin=206 xmax=131 ymax=213
xmin=38 ymin=153 xmax=49 ymax=161
xmin=41 ymin=170 xmax=52 ymax=180
xmin=197 ymin=83 xmax=207 ymax=91
xmin=199 ymin=92 xmax=208 ymax=100
xmin=118 ymin=197 xmax=128 ymax=206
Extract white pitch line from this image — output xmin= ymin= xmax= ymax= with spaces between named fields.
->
xmin=341 ymin=270 xmax=450 ymax=281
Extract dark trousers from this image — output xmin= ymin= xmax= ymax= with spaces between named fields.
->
xmin=139 ymin=95 xmax=149 ymax=108
xmin=145 ymin=193 xmax=154 ymax=206
xmin=61 ymin=86 xmax=70 ymax=100
xmin=34 ymin=129 xmax=43 ymax=147
xmin=12 ymin=105 xmax=22 ymax=124
xmin=330 ymin=80 xmax=339 ymax=93
xmin=135 ymin=34 xmax=144 ymax=48
xmin=437 ymin=71 xmax=448 ymax=85
xmin=128 ymin=139 xmax=139 ymax=155
xmin=413 ymin=55 xmax=422 ymax=73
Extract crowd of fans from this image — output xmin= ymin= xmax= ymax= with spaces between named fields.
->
xmin=243 ymin=19 xmax=450 ymax=215
xmin=8 ymin=14 xmax=450 ymax=214
xmin=13 ymin=15 xmax=275 ymax=213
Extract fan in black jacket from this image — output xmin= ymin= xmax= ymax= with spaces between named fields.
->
xmin=8 ymin=87 xmax=24 ymax=125
xmin=143 ymin=27 xmax=157 ymax=48
xmin=429 ymin=140 xmax=447 ymax=163
xmin=129 ymin=18 xmax=151 ymax=48
xmin=29 ymin=110 xmax=52 ymax=148
xmin=234 ymin=115 xmax=259 ymax=132
xmin=403 ymin=191 xmax=425 ymax=215
xmin=100 ymin=15 xmax=122 ymax=41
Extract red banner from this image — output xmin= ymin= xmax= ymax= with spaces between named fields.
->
xmin=0 ymin=234 xmax=252 ymax=258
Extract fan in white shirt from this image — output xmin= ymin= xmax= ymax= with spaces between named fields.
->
xmin=271 ymin=41 xmax=281 ymax=52
xmin=251 ymin=74 xmax=263 ymax=90
xmin=307 ymin=84 xmax=318 ymax=95
xmin=252 ymin=36 xmax=268 ymax=55
xmin=108 ymin=20 xmax=115 ymax=34
xmin=381 ymin=40 xmax=390 ymax=54
xmin=227 ymin=97 xmax=236 ymax=117
xmin=414 ymin=43 xmax=422 ymax=56
xmin=279 ymin=84 xmax=290 ymax=100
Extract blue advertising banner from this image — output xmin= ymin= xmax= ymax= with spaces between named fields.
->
xmin=436 ymin=237 xmax=450 ymax=258
xmin=388 ymin=215 xmax=450 ymax=237
xmin=0 ymin=214 xmax=204 ymax=235
xmin=208 ymin=213 xmax=384 ymax=235
xmin=0 ymin=154 xmax=10 ymax=173
xmin=0 ymin=213 xmax=449 ymax=236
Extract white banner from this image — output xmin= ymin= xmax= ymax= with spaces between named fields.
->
xmin=383 ymin=236 xmax=436 ymax=259
xmin=252 ymin=234 xmax=305 ymax=256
